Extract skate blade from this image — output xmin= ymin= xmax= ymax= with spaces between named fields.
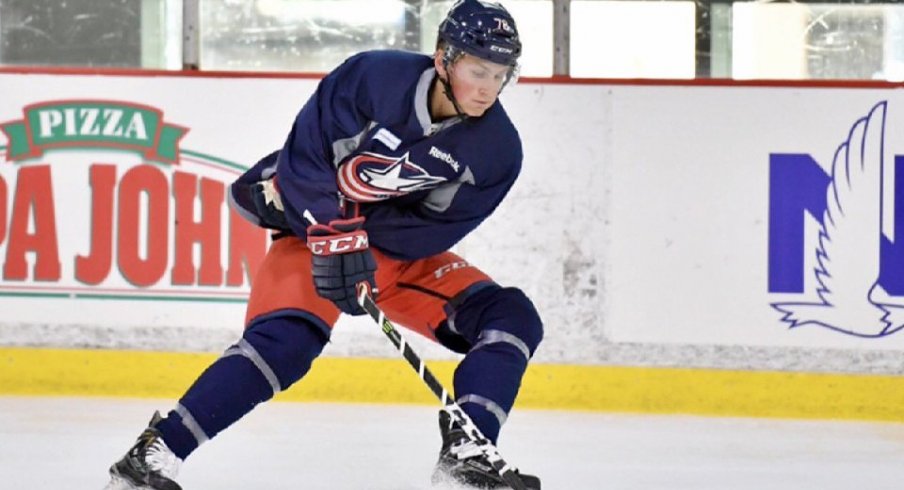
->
xmin=520 ymin=474 xmax=541 ymax=490
xmin=103 ymin=474 xmax=152 ymax=490
xmin=432 ymin=472 xmax=541 ymax=490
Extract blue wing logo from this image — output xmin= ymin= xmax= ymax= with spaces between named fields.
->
xmin=772 ymin=101 xmax=904 ymax=337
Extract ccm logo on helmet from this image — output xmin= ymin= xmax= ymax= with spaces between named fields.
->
xmin=308 ymin=232 xmax=369 ymax=255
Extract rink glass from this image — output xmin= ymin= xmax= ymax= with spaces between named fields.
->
xmin=0 ymin=0 xmax=902 ymax=80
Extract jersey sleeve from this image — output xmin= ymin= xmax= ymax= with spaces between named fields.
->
xmin=364 ymin=155 xmax=521 ymax=260
xmin=275 ymin=54 xmax=377 ymax=236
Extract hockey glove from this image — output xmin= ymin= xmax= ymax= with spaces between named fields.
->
xmin=306 ymin=217 xmax=377 ymax=315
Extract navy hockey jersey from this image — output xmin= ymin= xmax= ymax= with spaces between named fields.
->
xmin=229 ymin=50 xmax=523 ymax=261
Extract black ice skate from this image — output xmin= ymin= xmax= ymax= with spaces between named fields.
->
xmin=431 ymin=410 xmax=541 ymax=490
xmin=105 ymin=411 xmax=183 ymax=490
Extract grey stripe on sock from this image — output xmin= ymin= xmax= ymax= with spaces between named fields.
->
xmin=175 ymin=403 xmax=209 ymax=445
xmin=470 ymin=329 xmax=531 ymax=360
xmin=446 ymin=311 xmax=461 ymax=335
xmin=223 ymin=338 xmax=282 ymax=395
xmin=456 ymin=394 xmax=508 ymax=427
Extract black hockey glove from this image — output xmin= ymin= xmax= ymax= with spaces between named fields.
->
xmin=306 ymin=217 xmax=377 ymax=315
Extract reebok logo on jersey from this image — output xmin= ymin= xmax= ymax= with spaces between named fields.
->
xmin=429 ymin=146 xmax=460 ymax=172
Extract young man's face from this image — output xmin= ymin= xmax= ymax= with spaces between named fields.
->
xmin=443 ymin=53 xmax=511 ymax=117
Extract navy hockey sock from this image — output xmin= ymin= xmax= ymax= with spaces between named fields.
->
xmin=446 ymin=287 xmax=543 ymax=444
xmin=453 ymin=342 xmax=526 ymax=443
xmin=156 ymin=316 xmax=328 ymax=460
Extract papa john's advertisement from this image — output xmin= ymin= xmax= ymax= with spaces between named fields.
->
xmin=0 ymin=73 xmax=312 ymax=330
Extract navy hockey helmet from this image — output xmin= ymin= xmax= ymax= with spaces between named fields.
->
xmin=438 ymin=0 xmax=522 ymax=67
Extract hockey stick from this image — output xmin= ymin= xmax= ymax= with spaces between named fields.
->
xmin=355 ymin=283 xmax=528 ymax=490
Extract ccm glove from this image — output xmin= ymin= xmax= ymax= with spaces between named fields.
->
xmin=306 ymin=217 xmax=377 ymax=315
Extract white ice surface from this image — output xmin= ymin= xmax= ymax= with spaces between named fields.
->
xmin=2 ymin=396 xmax=904 ymax=489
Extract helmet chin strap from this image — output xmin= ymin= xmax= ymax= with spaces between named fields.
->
xmin=439 ymin=60 xmax=468 ymax=119
xmin=437 ymin=45 xmax=469 ymax=119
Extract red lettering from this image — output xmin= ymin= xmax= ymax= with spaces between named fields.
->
xmin=118 ymin=165 xmax=168 ymax=287
xmin=75 ymin=164 xmax=116 ymax=285
xmin=330 ymin=236 xmax=354 ymax=253
xmin=226 ymin=207 xmax=267 ymax=287
xmin=172 ymin=172 xmax=224 ymax=286
xmin=307 ymin=231 xmax=368 ymax=256
xmin=3 ymin=165 xmax=61 ymax=281
xmin=0 ymin=175 xmax=6 ymax=246
xmin=309 ymin=241 xmax=325 ymax=255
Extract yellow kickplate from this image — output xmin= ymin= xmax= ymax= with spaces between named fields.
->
xmin=1 ymin=347 xmax=903 ymax=421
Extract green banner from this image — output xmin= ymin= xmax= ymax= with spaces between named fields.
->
xmin=0 ymin=101 xmax=187 ymax=163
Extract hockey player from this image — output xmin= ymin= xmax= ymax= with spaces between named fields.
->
xmin=105 ymin=1 xmax=543 ymax=489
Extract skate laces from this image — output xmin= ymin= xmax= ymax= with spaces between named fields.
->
xmin=441 ymin=412 xmax=491 ymax=462
xmin=143 ymin=435 xmax=182 ymax=479
xmin=449 ymin=437 xmax=490 ymax=461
